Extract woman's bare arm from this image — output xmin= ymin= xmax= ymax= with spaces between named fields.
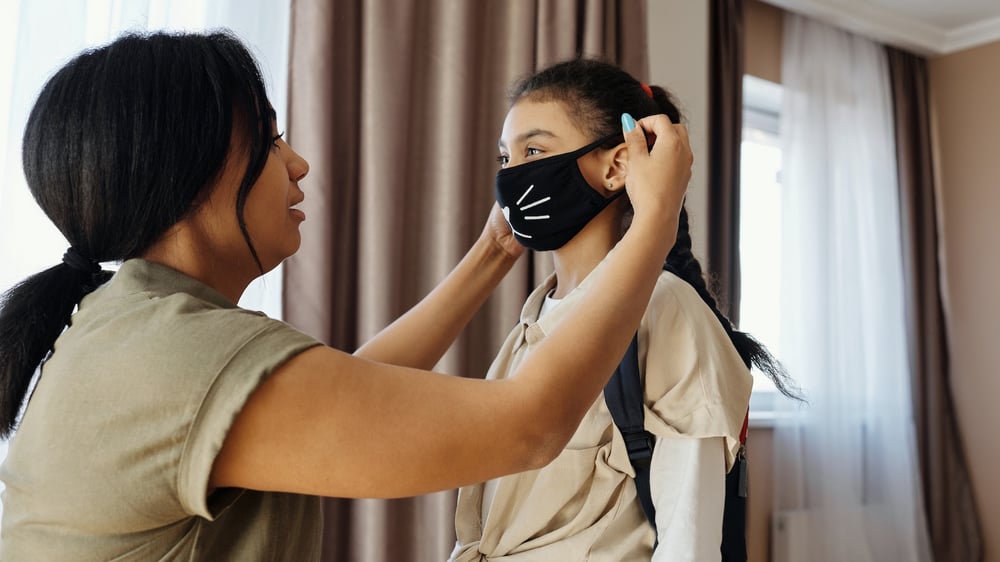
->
xmin=353 ymin=205 xmax=520 ymax=370
xmin=210 ymin=115 xmax=692 ymax=498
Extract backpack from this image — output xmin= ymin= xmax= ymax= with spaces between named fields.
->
xmin=604 ymin=333 xmax=749 ymax=561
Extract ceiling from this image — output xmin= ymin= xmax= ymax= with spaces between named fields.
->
xmin=762 ymin=0 xmax=1000 ymax=55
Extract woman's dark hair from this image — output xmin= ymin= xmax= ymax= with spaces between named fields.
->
xmin=511 ymin=58 xmax=801 ymax=400
xmin=0 ymin=31 xmax=276 ymax=436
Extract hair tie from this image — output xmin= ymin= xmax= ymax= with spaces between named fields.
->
xmin=62 ymin=247 xmax=101 ymax=274
xmin=640 ymin=82 xmax=654 ymax=99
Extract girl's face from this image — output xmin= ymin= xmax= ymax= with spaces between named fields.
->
xmin=496 ymin=98 xmax=630 ymax=252
xmin=498 ymin=99 xmax=611 ymax=191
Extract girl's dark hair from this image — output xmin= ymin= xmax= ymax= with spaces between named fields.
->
xmin=0 ymin=31 xmax=276 ymax=436
xmin=511 ymin=58 xmax=801 ymax=400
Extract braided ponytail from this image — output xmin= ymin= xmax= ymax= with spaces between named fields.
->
xmin=665 ymin=209 xmax=802 ymax=400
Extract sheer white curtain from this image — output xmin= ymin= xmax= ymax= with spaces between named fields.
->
xmin=0 ymin=0 xmax=290 ymax=523
xmin=773 ymin=13 xmax=932 ymax=562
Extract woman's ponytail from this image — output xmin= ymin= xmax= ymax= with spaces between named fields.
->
xmin=0 ymin=255 xmax=111 ymax=436
xmin=0 ymin=31 xmax=279 ymax=436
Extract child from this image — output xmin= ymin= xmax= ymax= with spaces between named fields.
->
xmin=450 ymin=59 xmax=796 ymax=562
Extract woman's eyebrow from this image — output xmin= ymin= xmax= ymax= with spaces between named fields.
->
xmin=498 ymin=129 xmax=557 ymax=150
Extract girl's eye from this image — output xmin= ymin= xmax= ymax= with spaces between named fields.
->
xmin=271 ymin=131 xmax=285 ymax=148
xmin=526 ymin=147 xmax=542 ymax=158
xmin=497 ymin=154 xmax=510 ymax=167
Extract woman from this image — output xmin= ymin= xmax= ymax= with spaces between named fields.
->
xmin=449 ymin=59 xmax=798 ymax=561
xmin=0 ymin=34 xmax=691 ymax=560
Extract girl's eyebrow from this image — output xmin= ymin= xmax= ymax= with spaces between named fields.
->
xmin=498 ymin=129 xmax=557 ymax=150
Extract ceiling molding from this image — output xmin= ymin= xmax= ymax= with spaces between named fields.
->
xmin=943 ymin=16 xmax=1000 ymax=54
xmin=761 ymin=0 xmax=1000 ymax=56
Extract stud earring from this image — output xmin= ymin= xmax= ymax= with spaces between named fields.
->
xmin=607 ymin=182 xmax=614 ymax=188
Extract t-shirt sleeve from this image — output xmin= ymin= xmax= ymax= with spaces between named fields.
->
xmin=640 ymin=274 xmax=753 ymax=470
xmin=174 ymin=309 xmax=320 ymax=519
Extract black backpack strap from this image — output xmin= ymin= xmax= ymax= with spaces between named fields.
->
xmin=606 ymin=331 xmax=750 ymax=561
xmin=604 ymin=333 xmax=657 ymax=531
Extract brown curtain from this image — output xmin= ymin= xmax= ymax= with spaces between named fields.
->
xmin=886 ymin=47 xmax=984 ymax=562
xmin=707 ymin=0 xmax=744 ymax=324
xmin=283 ymin=1 xmax=647 ymax=560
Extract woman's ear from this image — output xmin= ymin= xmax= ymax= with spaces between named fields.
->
xmin=603 ymin=142 xmax=629 ymax=194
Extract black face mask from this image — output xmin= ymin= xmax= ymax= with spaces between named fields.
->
xmin=494 ymin=133 xmax=624 ymax=251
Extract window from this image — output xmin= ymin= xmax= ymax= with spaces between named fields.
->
xmin=740 ymin=75 xmax=783 ymax=418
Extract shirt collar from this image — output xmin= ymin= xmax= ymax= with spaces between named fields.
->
xmin=99 ymin=259 xmax=238 ymax=309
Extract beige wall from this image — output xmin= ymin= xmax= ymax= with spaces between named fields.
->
xmin=930 ymin=40 xmax=1000 ymax=561
xmin=745 ymin=0 xmax=783 ymax=83
xmin=647 ymin=0 xmax=709 ymax=262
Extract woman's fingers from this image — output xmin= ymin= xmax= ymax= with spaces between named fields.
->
xmin=622 ymin=113 xmax=693 ymax=218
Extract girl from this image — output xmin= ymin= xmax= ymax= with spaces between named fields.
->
xmin=0 ymin=34 xmax=692 ymax=559
xmin=449 ymin=59 xmax=797 ymax=561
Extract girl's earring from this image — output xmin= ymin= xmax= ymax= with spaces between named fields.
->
xmin=607 ymin=182 xmax=614 ymax=188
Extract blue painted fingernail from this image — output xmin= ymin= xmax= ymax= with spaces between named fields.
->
xmin=621 ymin=113 xmax=636 ymax=132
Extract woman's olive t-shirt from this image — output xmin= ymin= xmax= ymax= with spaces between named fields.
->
xmin=0 ymin=259 xmax=322 ymax=560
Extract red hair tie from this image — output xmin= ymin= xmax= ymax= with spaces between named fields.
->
xmin=640 ymin=82 xmax=653 ymax=99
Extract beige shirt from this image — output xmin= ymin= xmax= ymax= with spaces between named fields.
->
xmin=450 ymin=257 xmax=753 ymax=561
xmin=0 ymin=260 xmax=322 ymax=561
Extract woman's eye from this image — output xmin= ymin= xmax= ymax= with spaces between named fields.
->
xmin=497 ymin=154 xmax=510 ymax=167
xmin=271 ymin=131 xmax=285 ymax=148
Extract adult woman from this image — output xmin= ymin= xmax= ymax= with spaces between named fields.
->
xmin=449 ymin=59 xmax=797 ymax=561
xmin=0 ymin=33 xmax=691 ymax=559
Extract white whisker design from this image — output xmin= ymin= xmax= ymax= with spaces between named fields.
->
xmin=502 ymin=205 xmax=532 ymax=238
xmin=519 ymin=196 xmax=550 ymax=211
xmin=515 ymin=185 xmax=534 ymax=206
xmin=524 ymin=215 xmax=550 ymax=220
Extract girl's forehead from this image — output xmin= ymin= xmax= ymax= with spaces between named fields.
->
xmin=500 ymin=99 xmax=586 ymax=146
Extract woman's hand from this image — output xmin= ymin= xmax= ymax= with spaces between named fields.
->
xmin=353 ymin=202 xmax=522 ymax=369
xmin=622 ymin=113 xmax=693 ymax=223
xmin=483 ymin=202 xmax=525 ymax=261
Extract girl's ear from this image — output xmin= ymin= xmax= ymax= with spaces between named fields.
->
xmin=603 ymin=142 xmax=629 ymax=194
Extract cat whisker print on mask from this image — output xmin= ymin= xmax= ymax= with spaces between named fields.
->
xmin=515 ymin=184 xmax=535 ymax=205
xmin=494 ymin=133 xmax=624 ymax=251
xmin=514 ymin=185 xmax=552 ymax=219
xmin=501 ymin=205 xmax=534 ymax=239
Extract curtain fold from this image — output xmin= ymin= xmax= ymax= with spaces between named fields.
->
xmin=886 ymin=46 xmax=984 ymax=562
xmin=773 ymin=14 xmax=932 ymax=562
xmin=707 ymin=0 xmax=744 ymax=324
xmin=284 ymin=1 xmax=647 ymax=560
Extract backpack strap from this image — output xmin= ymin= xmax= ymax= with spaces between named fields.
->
xmin=603 ymin=333 xmax=657 ymax=529
xmin=605 ymin=331 xmax=751 ymax=561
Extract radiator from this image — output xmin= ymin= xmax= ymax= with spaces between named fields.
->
xmin=772 ymin=509 xmax=811 ymax=562
xmin=771 ymin=508 xmax=877 ymax=562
